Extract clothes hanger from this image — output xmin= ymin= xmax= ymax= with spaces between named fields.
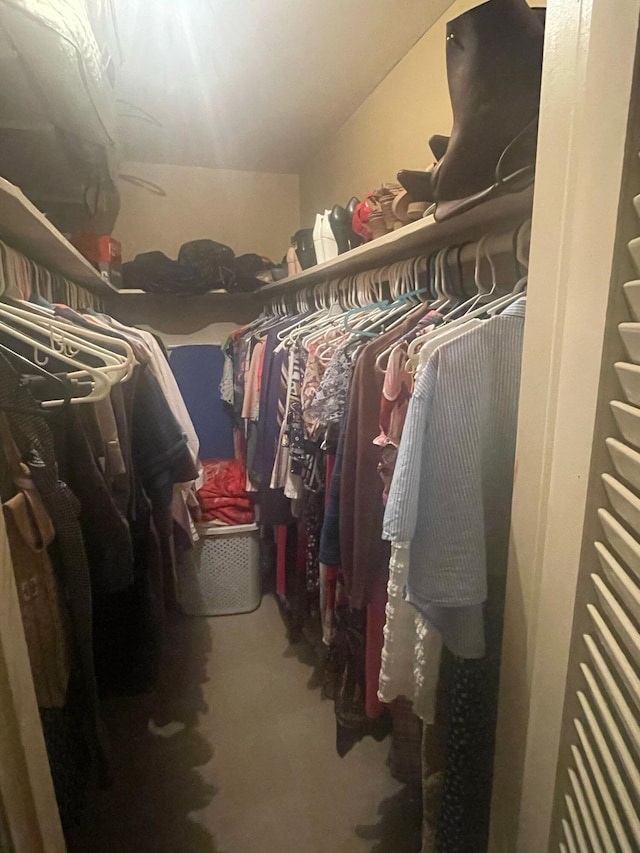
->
xmin=10 ymin=300 xmax=136 ymax=381
xmin=343 ymin=263 xmax=409 ymax=338
xmin=373 ymin=257 xmax=430 ymax=371
xmin=0 ymin=302 xmax=132 ymax=384
xmin=435 ymin=233 xmax=498 ymax=323
xmin=484 ymin=219 xmax=530 ymax=314
xmin=0 ymin=319 xmax=113 ymax=406
xmin=0 ymin=342 xmax=72 ymax=404
xmin=360 ymin=258 xmax=426 ymax=340
xmin=410 ymin=230 xmax=529 ymax=375
xmin=405 ymin=236 xmax=494 ymax=364
xmin=0 ymin=300 xmax=130 ymax=382
xmin=405 ymin=223 xmax=530 ymax=370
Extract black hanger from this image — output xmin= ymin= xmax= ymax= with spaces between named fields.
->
xmin=0 ymin=343 xmax=73 ymax=409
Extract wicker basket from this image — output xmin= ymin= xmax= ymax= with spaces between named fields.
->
xmin=176 ymin=522 xmax=261 ymax=616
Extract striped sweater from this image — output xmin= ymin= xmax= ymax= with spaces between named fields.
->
xmin=382 ymin=298 xmax=526 ymax=658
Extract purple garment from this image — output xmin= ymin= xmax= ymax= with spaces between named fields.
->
xmin=253 ymin=322 xmax=293 ymax=526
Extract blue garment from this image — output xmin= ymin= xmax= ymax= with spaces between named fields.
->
xmin=169 ymin=345 xmax=234 ymax=460
xmin=383 ymin=299 xmax=526 ymax=658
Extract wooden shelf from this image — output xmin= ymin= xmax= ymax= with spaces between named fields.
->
xmin=109 ymin=288 xmax=253 ymax=299
xmin=0 ymin=176 xmax=119 ymax=298
xmin=258 ymin=186 xmax=534 ymax=298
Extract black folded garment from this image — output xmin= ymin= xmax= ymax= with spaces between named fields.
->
xmin=230 ymin=253 xmax=277 ymax=292
xmin=122 ymin=239 xmax=237 ymax=295
xmin=121 ymin=241 xmax=284 ymax=294
xmin=122 ymin=251 xmax=210 ymax=295
xmin=178 ymin=239 xmax=236 ymax=290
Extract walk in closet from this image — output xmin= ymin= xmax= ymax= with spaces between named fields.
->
xmin=0 ymin=2 xmax=639 ymax=852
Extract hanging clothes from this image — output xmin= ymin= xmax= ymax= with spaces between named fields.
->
xmin=0 ymin=276 xmax=202 ymax=830
xmin=226 ymin=238 xmax=528 ymax=851
xmin=382 ymin=298 xmax=526 ymax=658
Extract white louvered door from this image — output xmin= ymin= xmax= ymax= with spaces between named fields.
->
xmin=551 ymin=108 xmax=640 ymax=849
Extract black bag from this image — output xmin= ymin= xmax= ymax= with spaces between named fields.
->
xmin=229 ymin=253 xmax=275 ymax=293
xmin=122 ymin=239 xmax=237 ymax=295
xmin=122 ymin=251 xmax=209 ymax=295
xmin=178 ymin=240 xmax=236 ymax=291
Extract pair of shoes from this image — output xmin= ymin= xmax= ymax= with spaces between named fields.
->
xmin=350 ymin=185 xmax=407 ymax=243
xmin=397 ymin=0 xmax=545 ymax=221
xmin=392 ymin=190 xmax=429 ymax=224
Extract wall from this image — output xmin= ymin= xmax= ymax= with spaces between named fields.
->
xmin=298 ymin=0 xmax=544 ymax=225
xmin=113 ymin=162 xmax=300 ymax=263
xmin=104 ymin=292 xmax=259 ymax=348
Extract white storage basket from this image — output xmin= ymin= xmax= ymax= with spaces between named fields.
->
xmin=176 ymin=522 xmax=261 ymax=616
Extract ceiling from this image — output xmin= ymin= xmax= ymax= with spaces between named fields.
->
xmin=113 ymin=0 xmax=453 ymax=174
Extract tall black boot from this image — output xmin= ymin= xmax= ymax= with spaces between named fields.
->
xmin=398 ymin=0 xmax=544 ymax=214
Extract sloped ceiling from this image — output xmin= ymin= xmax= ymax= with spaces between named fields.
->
xmin=114 ymin=0 xmax=453 ymax=174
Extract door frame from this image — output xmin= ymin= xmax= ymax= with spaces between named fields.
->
xmin=0 ymin=507 xmax=65 ymax=852
xmin=490 ymin=0 xmax=640 ymax=850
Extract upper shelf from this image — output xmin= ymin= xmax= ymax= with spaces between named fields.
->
xmin=107 ymin=288 xmax=253 ymax=299
xmin=0 ymin=176 xmax=118 ymax=298
xmin=258 ymin=186 xmax=535 ymax=297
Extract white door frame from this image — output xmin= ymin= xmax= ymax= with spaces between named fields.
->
xmin=490 ymin=1 xmax=640 ymax=851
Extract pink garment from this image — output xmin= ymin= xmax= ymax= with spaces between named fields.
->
xmin=287 ymin=246 xmax=302 ymax=277
xmin=241 ymin=341 xmax=265 ymax=420
xmin=373 ymin=343 xmax=412 ymax=448
xmin=301 ymin=344 xmax=326 ymax=440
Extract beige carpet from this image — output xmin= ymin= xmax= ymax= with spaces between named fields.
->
xmin=67 ymin=594 xmax=422 ymax=853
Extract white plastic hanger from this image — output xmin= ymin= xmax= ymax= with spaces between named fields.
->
xmin=0 ymin=302 xmax=133 ymax=385
xmin=405 ymin=229 xmax=523 ymax=370
xmin=13 ymin=301 xmax=135 ymax=377
xmin=0 ymin=318 xmax=113 ymax=406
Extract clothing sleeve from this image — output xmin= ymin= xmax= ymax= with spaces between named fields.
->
xmin=382 ymin=350 xmax=438 ymax=542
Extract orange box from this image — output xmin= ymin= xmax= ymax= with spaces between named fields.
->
xmin=72 ymin=234 xmax=123 ymax=288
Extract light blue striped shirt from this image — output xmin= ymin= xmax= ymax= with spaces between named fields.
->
xmin=382 ymin=299 xmax=526 ymax=658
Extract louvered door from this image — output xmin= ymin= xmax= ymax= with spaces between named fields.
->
xmin=551 ymin=105 xmax=640 ymax=849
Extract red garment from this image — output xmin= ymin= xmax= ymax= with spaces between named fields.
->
xmin=197 ymin=458 xmax=254 ymax=525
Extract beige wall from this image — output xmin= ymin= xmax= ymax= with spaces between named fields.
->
xmin=113 ymin=162 xmax=300 ymax=263
xmin=299 ymin=0 xmax=544 ymax=225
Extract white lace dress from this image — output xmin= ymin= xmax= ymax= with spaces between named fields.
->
xmin=378 ymin=542 xmax=442 ymax=722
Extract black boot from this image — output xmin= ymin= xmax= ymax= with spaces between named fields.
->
xmin=293 ymin=228 xmax=317 ymax=270
xmin=329 ymin=205 xmax=352 ymax=254
xmin=398 ymin=0 xmax=544 ymax=214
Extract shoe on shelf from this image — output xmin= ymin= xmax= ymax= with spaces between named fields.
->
xmin=313 ymin=214 xmax=326 ymax=265
xmin=321 ymin=210 xmax=339 ymax=261
xmin=329 ymin=205 xmax=352 ymax=254
xmin=294 ymin=228 xmax=317 ymax=270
